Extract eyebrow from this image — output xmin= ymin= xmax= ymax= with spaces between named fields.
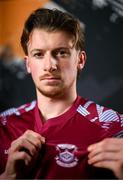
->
xmin=53 ymin=47 xmax=71 ymax=51
xmin=30 ymin=49 xmax=42 ymax=54
xmin=30 ymin=47 xmax=71 ymax=53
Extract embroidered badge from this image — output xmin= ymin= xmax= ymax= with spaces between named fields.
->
xmin=55 ymin=144 xmax=78 ymax=168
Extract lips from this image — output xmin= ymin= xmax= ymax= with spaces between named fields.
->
xmin=40 ymin=77 xmax=61 ymax=86
xmin=40 ymin=76 xmax=61 ymax=81
xmin=44 ymin=77 xmax=60 ymax=80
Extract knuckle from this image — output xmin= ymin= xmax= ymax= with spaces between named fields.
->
xmin=19 ymin=137 xmax=26 ymax=145
xmin=34 ymin=133 xmax=41 ymax=139
xmin=8 ymin=147 xmax=12 ymax=155
xmin=9 ymin=140 xmax=18 ymax=152
xmin=102 ymin=138 xmax=110 ymax=147
xmin=24 ymin=129 xmax=32 ymax=136
xmin=33 ymin=133 xmax=39 ymax=139
xmin=117 ymin=160 xmax=123 ymax=167
xmin=31 ymin=146 xmax=36 ymax=154
xmin=98 ymin=161 xmax=103 ymax=166
xmin=114 ymin=162 xmax=121 ymax=173
xmin=100 ymin=152 xmax=105 ymax=159
xmin=35 ymin=141 xmax=41 ymax=148
xmin=11 ymin=139 xmax=16 ymax=146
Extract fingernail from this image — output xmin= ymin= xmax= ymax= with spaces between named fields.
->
xmin=87 ymin=146 xmax=91 ymax=151
xmin=42 ymin=137 xmax=45 ymax=143
xmin=88 ymin=160 xmax=91 ymax=164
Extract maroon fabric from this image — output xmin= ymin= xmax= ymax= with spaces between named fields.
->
xmin=0 ymin=96 xmax=122 ymax=179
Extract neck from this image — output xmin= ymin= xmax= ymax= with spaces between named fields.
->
xmin=37 ymin=90 xmax=77 ymax=121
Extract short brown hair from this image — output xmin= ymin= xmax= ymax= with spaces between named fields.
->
xmin=21 ymin=8 xmax=85 ymax=55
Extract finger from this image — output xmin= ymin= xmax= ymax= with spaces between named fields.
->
xmin=10 ymin=130 xmax=45 ymax=152
xmin=91 ymin=160 xmax=116 ymax=171
xmin=88 ymin=151 xmax=123 ymax=165
xmin=88 ymin=138 xmax=123 ymax=153
xmin=7 ymin=151 xmax=32 ymax=167
xmin=10 ymin=138 xmax=39 ymax=156
xmin=24 ymin=130 xmax=45 ymax=149
xmin=88 ymin=146 xmax=121 ymax=159
xmin=91 ymin=160 xmax=123 ymax=176
xmin=91 ymin=160 xmax=123 ymax=179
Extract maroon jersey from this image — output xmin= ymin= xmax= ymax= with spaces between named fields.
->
xmin=0 ymin=96 xmax=123 ymax=179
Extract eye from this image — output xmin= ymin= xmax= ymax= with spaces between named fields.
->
xmin=54 ymin=49 xmax=70 ymax=58
xmin=33 ymin=52 xmax=44 ymax=59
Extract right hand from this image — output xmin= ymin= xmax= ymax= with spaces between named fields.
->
xmin=0 ymin=130 xmax=45 ymax=179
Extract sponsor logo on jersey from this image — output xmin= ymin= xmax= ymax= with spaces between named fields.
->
xmin=55 ymin=144 xmax=78 ymax=168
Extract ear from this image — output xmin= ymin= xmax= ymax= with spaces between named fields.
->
xmin=77 ymin=51 xmax=86 ymax=71
xmin=24 ymin=56 xmax=31 ymax=73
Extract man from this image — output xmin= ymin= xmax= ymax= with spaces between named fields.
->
xmin=0 ymin=8 xmax=123 ymax=179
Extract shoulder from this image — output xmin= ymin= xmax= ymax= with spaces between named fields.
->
xmin=0 ymin=100 xmax=36 ymax=126
xmin=77 ymin=96 xmax=123 ymax=130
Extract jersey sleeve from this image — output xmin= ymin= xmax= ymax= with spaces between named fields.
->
xmin=81 ymin=100 xmax=123 ymax=136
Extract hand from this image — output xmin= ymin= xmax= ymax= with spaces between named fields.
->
xmin=0 ymin=130 xmax=45 ymax=179
xmin=88 ymin=138 xmax=123 ymax=179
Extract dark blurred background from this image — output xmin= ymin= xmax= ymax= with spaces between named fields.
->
xmin=0 ymin=0 xmax=123 ymax=113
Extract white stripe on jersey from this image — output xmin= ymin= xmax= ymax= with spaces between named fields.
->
xmin=25 ymin=101 xmax=36 ymax=112
xmin=120 ymin=114 xmax=123 ymax=127
xmin=102 ymin=125 xmax=110 ymax=129
xmin=100 ymin=110 xmax=119 ymax=122
xmin=0 ymin=108 xmax=20 ymax=117
xmin=0 ymin=100 xmax=36 ymax=118
xmin=96 ymin=104 xmax=119 ymax=123
xmin=77 ymin=105 xmax=90 ymax=116
xmin=96 ymin=104 xmax=104 ymax=117
xmin=83 ymin=100 xmax=93 ymax=109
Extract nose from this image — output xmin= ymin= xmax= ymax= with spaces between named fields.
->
xmin=43 ymin=53 xmax=57 ymax=72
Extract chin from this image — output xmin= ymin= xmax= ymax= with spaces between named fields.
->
xmin=38 ymin=87 xmax=64 ymax=98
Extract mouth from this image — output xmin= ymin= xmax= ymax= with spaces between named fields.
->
xmin=40 ymin=76 xmax=61 ymax=85
xmin=40 ymin=76 xmax=61 ymax=80
xmin=44 ymin=77 xmax=60 ymax=80
xmin=43 ymin=78 xmax=61 ymax=83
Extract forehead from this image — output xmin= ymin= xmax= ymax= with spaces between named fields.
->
xmin=28 ymin=29 xmax=75 ymax=51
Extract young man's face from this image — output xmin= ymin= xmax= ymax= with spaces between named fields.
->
xmin=25 ymin=29 xmax=86 ymax=98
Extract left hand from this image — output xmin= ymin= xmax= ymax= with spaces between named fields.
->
xmin=88 ymin=138 xmax=123 ymax=179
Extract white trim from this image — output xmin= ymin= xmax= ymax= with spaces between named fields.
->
xmin=77 ymin=105 xmax=90 ymax=116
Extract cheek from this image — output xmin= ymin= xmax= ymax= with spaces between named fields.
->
xmin=61 ymin=61 xmax=78 ymax=77
xmin=29 ymin=63 xmax=41 ymax=80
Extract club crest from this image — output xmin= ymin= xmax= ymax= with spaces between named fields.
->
xmin=55 ymin=144 xmax=78 ymax=168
